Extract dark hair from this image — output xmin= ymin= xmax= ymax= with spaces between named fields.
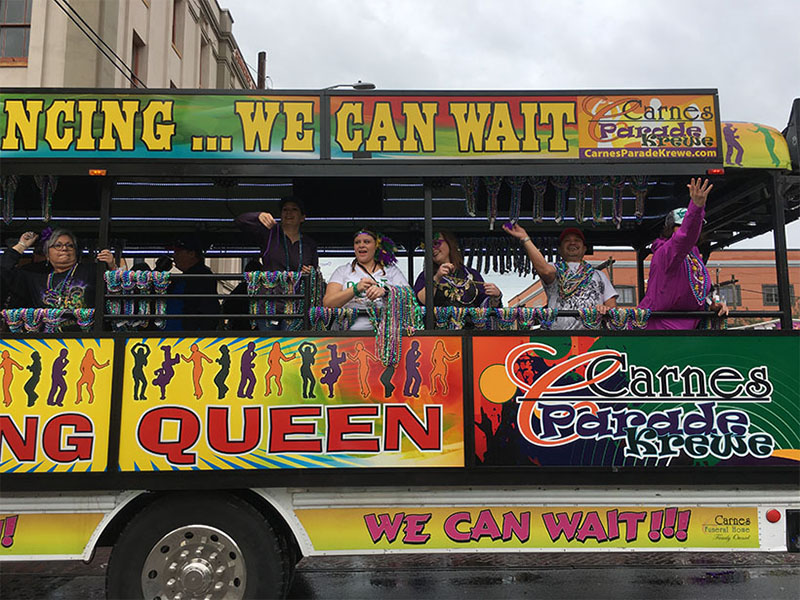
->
xmin=435 ymin=231 xmax=464 ymax=271
xmin=279 ymin=196 xmax=305 ymax=214
xmin=350 ymin=228 xmax=381 ymax=272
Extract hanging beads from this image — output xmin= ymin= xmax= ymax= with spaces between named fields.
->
xmin=483 ymin=176 xmax=504 ymax=230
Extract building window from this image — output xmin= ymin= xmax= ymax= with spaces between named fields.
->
xmin=0 ymin=0 xmax=32 ymax=63
xmin=615 ymin=285 xmax=637 ymax=306
xmin=171 ymin=0 xmax=184 ymax=55
xmin=131 ymin=31 xmax=146 ymax=87
xmin=717 ymin=284 xmax=741 ymax=307
xmin=762 ymin=284 xmax=794 ymax=306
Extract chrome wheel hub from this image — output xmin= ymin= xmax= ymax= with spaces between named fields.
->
xmin=141 ymin=524 xmax=245 ymax=600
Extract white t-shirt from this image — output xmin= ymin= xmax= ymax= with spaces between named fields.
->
xmin=328 ymin=262 xmax=410 ymax=330
xmin=544 ymin=262 xmax=617 ymax=330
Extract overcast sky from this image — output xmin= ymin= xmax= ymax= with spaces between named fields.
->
xmin=224 ymin=0 xmax=799 ymax=249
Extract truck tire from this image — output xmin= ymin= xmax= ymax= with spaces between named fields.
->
xmin=107 ymin=492 xmax=287 ymax=599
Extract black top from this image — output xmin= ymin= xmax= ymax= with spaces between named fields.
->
xmin=234 ymin=212 xmax=319 ymax=271
xmin=163 ymin=262 xmax=220 ymax=331
xmin=1 ymin=248 xmax=102 ymax=309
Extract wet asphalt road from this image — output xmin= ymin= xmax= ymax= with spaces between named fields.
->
xmin=1 ymin=549 xmax=798 ymax=599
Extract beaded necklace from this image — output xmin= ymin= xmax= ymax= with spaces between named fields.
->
xmin=43 ymin=264 xmax=80 ymax=308
xmin=533 ymin=307 xmax=558 ymax=330
xmin=438 ymin=269 xmax=479 ymax=306
xmin=366 ymin=286 xmax=422 ymax=366
xmin=556 ymin=260 xmax=595 ymax=300
xmin=685 ymin=251 xmax=711 ymax=305
xmin=551 ymin=176 xmax=570 ymax=224
xmin=578 ymin=306 xmax=602 ymax=329
xmin=493 ymin=307 xmax=517 ymax=331
xmin=1 ymin=308 xmax=25 ymax=333
xmin=527 ymin=176 xmax=547 ymax=223
xmin=281 ymin=228 xmax=303 ymax=271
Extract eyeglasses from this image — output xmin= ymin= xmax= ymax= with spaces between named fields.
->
xmin=51 ymin=242 xmax=76 ymax=251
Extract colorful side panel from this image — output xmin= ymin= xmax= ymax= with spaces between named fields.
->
xmin=0 ymin=513 xmax=104 ymax=557
xmin=473 ymin=335 xmax=800 ymax=467
xmin=118 ymin=336 xmax=464 ymax=471
xmin=296 ymin=506 xmax=759 ymax=551
xmin=0 ymin=339 xmax=113 ymax=473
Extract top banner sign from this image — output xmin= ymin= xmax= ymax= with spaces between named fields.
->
xmin=0 ymin=90 xmax=720 ymax=163
xmin=330 ymin=93 xmax=720 ymax=161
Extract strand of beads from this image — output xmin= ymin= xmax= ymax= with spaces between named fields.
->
xmin=74 ymin=308 xmax=95 ymax=331
xmin=466 ymin=307 xmax=492 ymax=329
xmin=685 ymin=253 xmax=710 ymax=304
xmin=338 ymin=308 xmax=358 ymax=330
xmin=628 ymin=308 xmax=651 ymax=330
xmin=516 ymin=307 xmax=538 ymax=330
xmin=527 ymin=176 xmax=547 ymax=223
xmin=507 ymin=176 xmax=526 ymax=224
xmin=151 ymin=271 xmax=170 ymax=329
xmin=22 ymin=308 xmax=45 ymax=332
xmin=578 ymin=307 xmax=602 ymax=329
xmin=43 ymin=308 xmax=66 ymax=333
xmin=610 ymin=176 xmax=626 ymax=229
xmin=133 ymin=271 xmax=151 ymax=328
xmin=120 ymin=270 xmax=136 ymax=319
xmin=1 ymin=308 xmax=25 ymax=333
xmin=534 ymin=307 xmax=557 ymax=330
xmin=492 ymin=307 xmax=517 ymax=330
xmin=483 ymin=176 xmax=504 ymax=230
xmin=104 ymin=270 xmax=124 ymax=329
xmin=631 ymin=175 xmax=648 ymax=223
xmin=551 ymin=176 xmax=570 ymax=224
xmin=434 ymin=307 xmax=450 ymax=329
xmin=460 ymin=176 xmax=479 ymax=216
xmin=573 ymin=176 xmax=590 ymax=224
xmin=604 ymin=308 xmax=630 ymax=331
xmin=590 ymin=177 xmax=606 ymax=226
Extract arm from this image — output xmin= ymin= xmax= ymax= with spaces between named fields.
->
xmin=659 ymin=178 xmax=711 ymax=268
xmin=234 ymin=212 xmax=272 ymax=245
xmin=323 ymin=279 xmax=373 ymax=308
xmin=502 ymin=224 xmax=556 ymax=284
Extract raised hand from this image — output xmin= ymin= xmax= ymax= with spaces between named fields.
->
xmin=688 ymin=177 xmax=713 ymax=208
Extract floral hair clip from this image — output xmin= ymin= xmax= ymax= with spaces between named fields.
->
xmin=39 ymin=227 xmax=53 ymax=242
xmin=375 ymin=233 xmax=399 ymax=265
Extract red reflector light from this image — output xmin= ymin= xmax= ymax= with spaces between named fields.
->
xmin=706 ymin=168 xmax=725 ymax=175
xmin=89 ymin=169 xmax=107 ymax=176
xmin=766 ymin=509 xmax=781 ymax=523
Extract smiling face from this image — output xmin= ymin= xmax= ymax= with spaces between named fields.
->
xmin=558 ymin=233 xmax=586 ymax=262
xmin=280 ymin=201 xmax=305 ymax=228
xmin=353 ymin=233 xmax=377 ymax=265
xmin=48 ymin=234 xmax=78 ymax=272
xmin=432 ymin=234 xmax=450 ymax=265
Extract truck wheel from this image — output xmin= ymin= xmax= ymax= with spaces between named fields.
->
xmin=107 ymin=493 xmax=286 ymax=599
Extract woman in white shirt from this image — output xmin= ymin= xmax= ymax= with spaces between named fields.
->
xmin=324 ymin=229 xmax=409 ymax=330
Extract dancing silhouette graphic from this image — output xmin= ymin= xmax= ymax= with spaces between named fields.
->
xmin=403 ymin=340 xmax=422 ymax=398
xmin=379 ymin=364 xmax=396 ymax=398
xmin=265 ymin=342 xmax=294 ymax=397
xmin=131 ymin=342 xmax=150 ymax=401
xmin=297 ymin=342 xmax=318 ymax=399
xmin=238 ymin=342 xmax=257 ymax=399
xmin=348 ymin=342 xmax=378 ymax=398
xmin=76 ymin=348 xmax=109 ymax=404
xmin=152 ymin=345 xmax=180 ymax=400
xmin=320 ymin=344 xmax=347 ymax=398
xmin=24 ymin=351 xmax=42 ymax=407
xmin=751 ymin=124 xmax=781 ymax=167
xmin=47 ymin=348 xmax=69 ymax=407
xmin=214 ymin=345 xmax=231 ymax=400
xmin=430 ymin=340 xmax=460 ymax=396
xmin=0 ymin=351 xmax=22 ymax=407
xmin=724 ymin=122 xmax=744 ymax=166
xmin=182 ymin=343 xmax=212 ymax=399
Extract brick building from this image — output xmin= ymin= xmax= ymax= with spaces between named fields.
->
xmin=509 ymin=248 xmax=800 ymax=327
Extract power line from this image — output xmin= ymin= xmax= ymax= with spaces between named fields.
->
xmin=52 ymin=0 xmax=146 ymax=88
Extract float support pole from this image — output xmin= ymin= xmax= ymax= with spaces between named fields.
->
xmin=770 ymin=173 xmax=793 ymax=330
xmin=93 ymin=178 xmax=114 ymax=333
xmin=424 ymin=179 xmax=434 ymax=330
